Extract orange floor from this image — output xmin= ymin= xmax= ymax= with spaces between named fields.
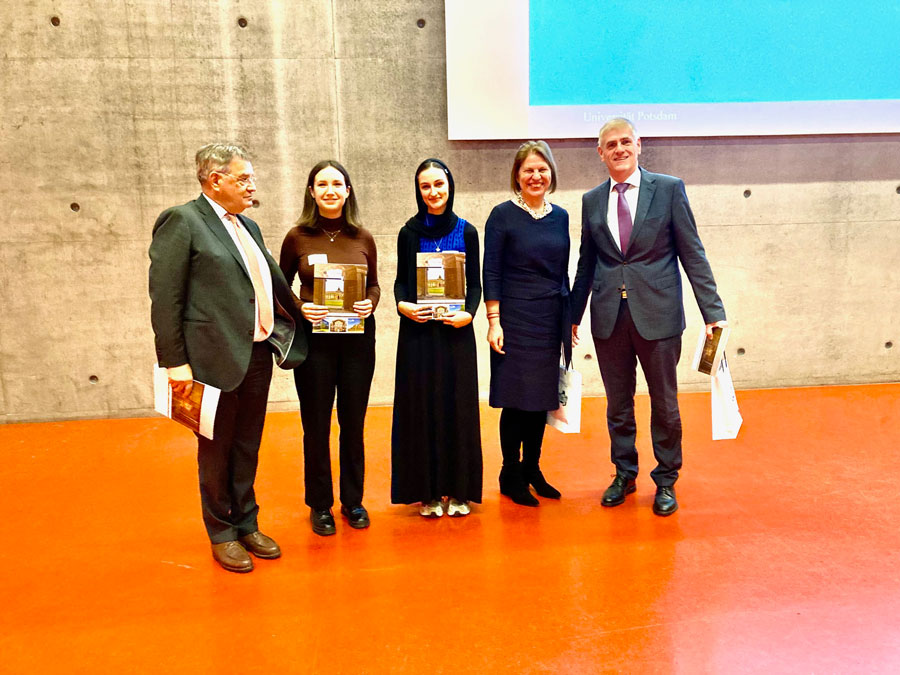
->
xmin=2 ymin=384 xmax=900 ymax=674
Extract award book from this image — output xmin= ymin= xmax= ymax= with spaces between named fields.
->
xmin=415 ymin=251 xmax=466 ymax=319
xmin=312 ymin=263 xmax=368 ymax=334
xmin=152 ymin=365 xmax=220 ymax=439
xmin=691 ymin=325 xmax=731 ymax=376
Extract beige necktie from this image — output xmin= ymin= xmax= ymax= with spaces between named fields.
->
xmin=225 ymin=213 xmax=274 ymax=336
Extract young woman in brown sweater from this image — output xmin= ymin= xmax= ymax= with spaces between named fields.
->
xmin=279 ymin=160 xmax=380 ymax=536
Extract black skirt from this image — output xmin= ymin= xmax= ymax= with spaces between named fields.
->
xmin=391 ymin=318 xmax=483 ymax=504
xmin=488 ymin=293 xmax=563 ymax=412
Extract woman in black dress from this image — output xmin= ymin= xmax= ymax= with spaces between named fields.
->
xmin=482 ymin=141 xmax=571 ymax=506
xmin=392 ymin=158 xmax=483 ymax=517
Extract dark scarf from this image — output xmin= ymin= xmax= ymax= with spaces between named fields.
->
xmin=404 ymin=158 xmax=459 ymax=238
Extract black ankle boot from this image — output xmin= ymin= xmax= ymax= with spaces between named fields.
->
xmin=499 ymin=463 xmax=539 ymax=507
xmin=524 ymin=465 xmax=561 ymax=499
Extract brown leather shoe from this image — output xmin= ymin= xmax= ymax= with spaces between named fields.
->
xmin=239 ymin=531 xmax=282 ymax=559
xmin=211 ymin=540 xmax=253 ymax=573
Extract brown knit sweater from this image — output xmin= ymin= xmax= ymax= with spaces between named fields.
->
xmin=278 ymin=215 xmax=380 ymax=311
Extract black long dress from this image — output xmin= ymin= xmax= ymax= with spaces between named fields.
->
xmin=390 ymin=218 xmax=483 ymax=504
xmin=482 ymin=200 xmax=571 ymax=412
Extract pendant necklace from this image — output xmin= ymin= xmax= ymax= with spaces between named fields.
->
xmin=426 ymin=214 xmax=450 ymax=251
xmin=321 ymin=227 xmax=341 ymax=243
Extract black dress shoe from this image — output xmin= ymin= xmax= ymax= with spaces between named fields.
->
xmin=601 ymin=474 xmax=636 ymax=507
xmin=310 ymin=508 xmax=336 ymax=536
xmin=525 ymin=466 xmax=562 ymax=499
xmin=652 ymin=486 xmax=678 ymax=516
xmin=499 ymin=463 xmax=539 ymax=507
xmin=340 ymin=505 xmax=370 ymax=529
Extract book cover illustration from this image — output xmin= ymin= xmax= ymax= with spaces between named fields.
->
xmin=152 ymin=365 xmax=220 ymax=439
xmin=312 ymin=263 xmax=368 ymax=334
xmin=692 ymin=325 xmax=731 ymax=376
xmin=415 ymin=252 xmax=466 ymax=319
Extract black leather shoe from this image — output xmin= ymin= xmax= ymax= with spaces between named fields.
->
xmin=652 ymin=486 xmax=678 ymax=516
xmin=525 ymin=466 xmax=561 ymax=499
xmin=310 ymin=508 xmax=336 ymax=536
xmin=601 ymin=474 xmax=636 ymax=507
xmin=499 ymin=463 xmax=539 ymax=507
xmin=340 ymin=505 xmax=370 ymax=529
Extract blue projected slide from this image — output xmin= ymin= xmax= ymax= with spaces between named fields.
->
xmin=444 ymin=0 xmax=900 ymax=139
xmin=530 ymin=1 xmax=900 ymax=106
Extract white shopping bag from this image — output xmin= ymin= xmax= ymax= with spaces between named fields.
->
xmin=547 ymin=366 xmax=582 ymax=433
xmin=711 ymin=356 xmax=742 ymax=440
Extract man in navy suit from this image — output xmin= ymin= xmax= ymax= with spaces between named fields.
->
xmin=571 ymin=119 xmax=727 ymax=516
xmin=149 ymin=143 xmax=306 ymax=571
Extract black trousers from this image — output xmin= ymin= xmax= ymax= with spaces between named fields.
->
xmin=592 ymin=300 xmax=682 ymax=487
xmin=197 ymin=341 xmax=273 ymax=544
xmin=294 ymin=321 xmax=376 ymax=511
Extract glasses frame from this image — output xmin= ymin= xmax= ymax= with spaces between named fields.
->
xmin=214 ymin=171 xmax=257 ymax=188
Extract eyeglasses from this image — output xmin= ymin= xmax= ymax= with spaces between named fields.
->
xmin=215 ymin=172 xmax=257 ymax=188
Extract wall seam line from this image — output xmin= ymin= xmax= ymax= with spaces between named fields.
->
xmin=331 ymin=0 xmax=342 ymax=159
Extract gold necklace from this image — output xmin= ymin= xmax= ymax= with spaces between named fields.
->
xmin=321 ymin=227 xmax=341 ymax=242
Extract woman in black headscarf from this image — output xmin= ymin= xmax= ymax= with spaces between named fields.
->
xmin=391 ymin=159 xmax=483 ymax=517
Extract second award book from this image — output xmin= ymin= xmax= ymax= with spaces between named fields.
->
xmin=416 ymin=251 xmax=466 ymax=318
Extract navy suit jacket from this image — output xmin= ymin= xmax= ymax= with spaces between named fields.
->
xmin=571 ymin=168 xmax=725 ymax=341
xmin=149 ymin=195 xmax=307 ymax=391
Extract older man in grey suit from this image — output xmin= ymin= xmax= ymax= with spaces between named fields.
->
xmin=149 ymin=143 xmax=306 ymax=571
xmin=571 ymin=119 xmax=727 ymax=516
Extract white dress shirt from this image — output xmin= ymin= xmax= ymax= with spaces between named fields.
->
xmin=605 ymin=168 xmax=641 ymax=254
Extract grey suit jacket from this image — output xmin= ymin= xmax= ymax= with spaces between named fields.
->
xmin=149 ymin=195 xmax=307 ymax=391
xmin=571 ymin=168 xmax=725 ymax=341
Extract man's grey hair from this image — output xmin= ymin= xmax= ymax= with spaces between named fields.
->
xmin=195 ymin=143 xmax=251 ymax=184
xmin=597 ymin=118 xmax=638 ymax=145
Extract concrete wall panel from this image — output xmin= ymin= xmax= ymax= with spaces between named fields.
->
xmin=642 ymin=135 xmax=900 ymax=186
xmin=5 ymin=1 xmax=334 ymax=59
xmin=334 ymin=0 xmax=443 ymax=59
xmin=2 ymin=57 xmax=145 ymax=243
xmin=5 ymin=2 xmax=136 ymax=59
xmin=0 ymin=239 xmax=152 ymax=418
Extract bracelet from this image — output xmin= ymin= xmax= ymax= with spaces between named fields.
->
xmin=486 ymin=312 xmax=500 ymax=319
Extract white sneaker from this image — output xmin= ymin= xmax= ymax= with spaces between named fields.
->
xmin=447 ymin=498 xmax=470 ymax=517
xmin=419 ymin=500 xmax=443 ymax=518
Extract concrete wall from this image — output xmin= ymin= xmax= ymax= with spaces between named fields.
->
xmin=1 ymin=1 xmax=898 ymax=423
